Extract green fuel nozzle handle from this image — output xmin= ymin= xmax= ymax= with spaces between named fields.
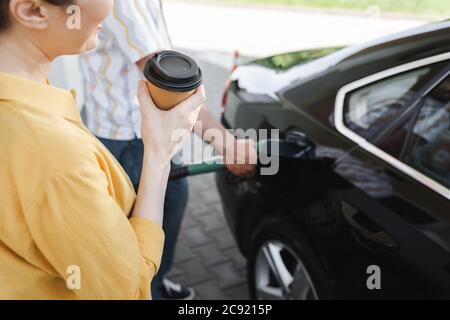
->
xmin=168 ymin=139 xmax=279 ymax=180
xmin=169 ymin=156 xmax=226 ymax=180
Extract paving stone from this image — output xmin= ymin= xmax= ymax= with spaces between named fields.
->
xmin=208 ymin=228 xmax=238 ymax=251
xmin=172 ymin=240 xmax=199 ymax=264
xmin=183 ymin=225 xmax=215 ymax=247
xmin=193 ymin=243 xmax=230 ymax=267
xmin=198 ymin=212 xmax=227 ymax=232
xmin=180 ymin=214 xmax=201 ymax=230
xmin=209 ymin=262 xmax=247 ymax=289
xmin=200 ymin=191 xmax=221 ymax=206
xmin=186 ymin=200 xmax=211 ymax=217
xmin=224 ymin=283 xmax=251 ymax=300
xmin=189 ymin=175 xmax=215 ymax=192
xmin=223 ymin=247 xmax=247 ymax=272
xmin=192 ymin=280 xmax=233 ymax=300
xmin=166 ymin=266 xmax=184 ymax=278
xmin=174 ymin=259 xmax=215 ymax=286
xmin=165 ymin=272 xmax=188 ymax=287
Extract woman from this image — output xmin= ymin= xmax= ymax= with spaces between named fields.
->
xmin=0 ymin=0 xmax=205 ymax=300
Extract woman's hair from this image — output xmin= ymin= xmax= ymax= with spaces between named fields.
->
xmin=0 ymin=0 xmax=73 ymax=31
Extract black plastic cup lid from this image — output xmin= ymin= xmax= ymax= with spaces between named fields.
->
xmin=144 ymin=50 xmax=203 ymax=92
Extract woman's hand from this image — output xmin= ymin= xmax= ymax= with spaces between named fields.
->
xmin=137 ymin=80 xmax=205 ymax=167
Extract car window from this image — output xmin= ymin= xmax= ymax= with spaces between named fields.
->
xmin=404 ymin=76 xmax=450 ymax=189
xmin=344 ymin=67 xmax=435 ymax=141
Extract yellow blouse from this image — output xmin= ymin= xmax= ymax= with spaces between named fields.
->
xmin=0 ymin=73 xmax=164 ymax=300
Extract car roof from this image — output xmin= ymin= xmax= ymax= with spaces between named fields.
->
xmin=339 ymin=20 xmax=450 ymax=65
xmin=280 ymin=20 xmax=450 ymax=111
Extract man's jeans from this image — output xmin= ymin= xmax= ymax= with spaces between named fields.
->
xmin=98 ymin=137 xmax=188 ymax=300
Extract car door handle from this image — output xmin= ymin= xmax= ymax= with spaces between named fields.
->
xmin=342 ymin=202 xmax=399 ymax=249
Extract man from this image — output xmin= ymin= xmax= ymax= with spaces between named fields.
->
xmin=80 ymin=0 xmax=256 ymax=300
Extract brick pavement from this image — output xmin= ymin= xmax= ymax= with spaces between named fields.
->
xmin=166 ymin=174 xmax=250 ymax=300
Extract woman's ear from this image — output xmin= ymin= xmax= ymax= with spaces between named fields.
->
xmin=9 ymin=0 xmax=50 ymax=30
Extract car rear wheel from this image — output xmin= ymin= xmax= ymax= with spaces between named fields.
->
xmin=247 ymin=219 xmax=333 ymax=300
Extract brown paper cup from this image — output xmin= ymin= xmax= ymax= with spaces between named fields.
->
xmin=143 ymin=51 xmax=202 ymax=111
xmin=146 ymin=81 xmax=195 ymax=111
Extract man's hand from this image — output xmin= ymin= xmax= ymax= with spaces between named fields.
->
xmin=194 ymin=107 xmax=258 ymax=177
xmin=224 ymin=139 xmax=258 ymax=178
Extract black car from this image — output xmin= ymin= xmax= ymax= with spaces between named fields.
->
xmin=216 ymin=21 xmax=450 ymax=300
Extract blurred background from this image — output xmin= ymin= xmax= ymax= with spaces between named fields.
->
xmin=49 ymin=0 xmax=447 ymax=299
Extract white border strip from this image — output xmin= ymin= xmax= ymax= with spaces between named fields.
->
xmin=334 ymin=52 xmax=450 ymax=200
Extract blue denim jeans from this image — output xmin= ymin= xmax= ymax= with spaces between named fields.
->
xmin=98 ymin=137 xmax=188 ymax=300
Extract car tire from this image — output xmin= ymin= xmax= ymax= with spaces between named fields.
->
xmin=247 ymin=218 xmax=334 ymax=300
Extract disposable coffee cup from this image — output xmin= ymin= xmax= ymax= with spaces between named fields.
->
xmin=144 ymin=50 xmax=203 ymax=111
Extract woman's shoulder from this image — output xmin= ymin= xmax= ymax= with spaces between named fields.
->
xmin=0 ymin=102 xmax=98 ymax=172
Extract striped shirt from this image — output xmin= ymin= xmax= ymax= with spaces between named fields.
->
xmin=80 ymin=0 xmax=171 ymax=140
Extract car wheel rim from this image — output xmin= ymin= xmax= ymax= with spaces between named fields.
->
xmin=254 ymin=240 xmax=319 ymax=300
